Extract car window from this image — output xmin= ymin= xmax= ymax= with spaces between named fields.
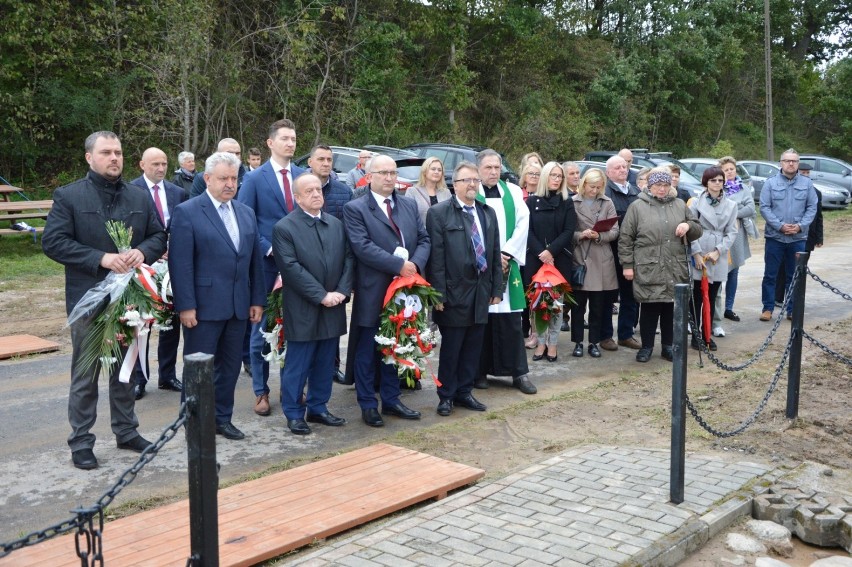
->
xmin=743 ymin=163 xmax=757 ymax=175
xmin=397 ymin=165 xmax=422 ymax=180
xmin=800 ymin=158 xmax=816 ymax=170
xmin=333 ymin=154 xmax=358 ymax=173
xmin=817 ymin=159 xmax=849 ymax=176
xmin=690 ymin=163 xmax=711 ymax=175
xmin=736 ymin=164 xmax=750 ymax=180
xmin=757 ymin=164 xmax=778 ymax=177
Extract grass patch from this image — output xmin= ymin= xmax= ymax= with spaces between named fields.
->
xmin=0 ymin=236 xmax=62 ymax=285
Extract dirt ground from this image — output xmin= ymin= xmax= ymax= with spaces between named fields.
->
xmin=1 ymin=217 xmax=850 ymax=564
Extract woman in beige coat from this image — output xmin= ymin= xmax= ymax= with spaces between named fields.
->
xmin=570 ymin=169 xmax=619 ymax=358
xmin=619 ymin=170 xmax=702 ymax=363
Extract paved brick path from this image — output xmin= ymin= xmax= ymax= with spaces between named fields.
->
xmin=287 ymin=445 xmax=773 ymax=567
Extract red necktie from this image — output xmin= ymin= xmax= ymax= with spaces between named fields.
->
xmin=384 ymin=198 xmax=402 ymax=241
xmin=152 ymin=184 xmax=165 ymax=226
xmin=280 ymin=169 xmax=294 ymax=212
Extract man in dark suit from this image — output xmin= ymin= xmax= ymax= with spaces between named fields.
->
xmin=189 ymin=138 xmax=247 ymax=198
xmin=236 ymin=118 xmax=306 ymax=417
xmin=272 ymin=173 xmax=354 ymax=435
xmin=130 ymin=147 xmax=187 ymax=400
xmin=169 ymin=152 xmax=266 ymax=441
xmin=601 ymin=154 xmax=641 ymax=351
xmin=426 ymin=161 xmax=502 ymax=417
xmin=43 ymin=131 xmax=167 ymax=470
xmin=343 ymin=154 xmax=431 ymax=427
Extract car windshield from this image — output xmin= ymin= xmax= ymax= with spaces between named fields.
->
xmin=657 ymin=161 xmax=700 ymax=185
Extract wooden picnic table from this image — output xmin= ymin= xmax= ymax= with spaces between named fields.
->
xmin=0 ymin=185 xmax=25 ymax=202
xmin=0 ymin=199 xmax=53 ymax=235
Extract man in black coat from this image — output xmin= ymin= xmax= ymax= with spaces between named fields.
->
xmin=272 ymin=174 xmax=354 ymax=435
xmin=42 ymin=131 xmax=167 ymax=470
xmin=427 ymin=161 xmax=502 ymax=416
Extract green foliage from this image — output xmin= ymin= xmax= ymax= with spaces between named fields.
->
xmin=709 ymin=140 xmax=736 ymax=159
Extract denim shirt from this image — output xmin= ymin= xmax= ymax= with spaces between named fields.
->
xmin=759 ymin=173 xmax=818 ymax=243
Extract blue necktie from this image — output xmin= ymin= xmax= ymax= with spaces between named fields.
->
xmin=464 ymin=205 xmax=487 ymax=272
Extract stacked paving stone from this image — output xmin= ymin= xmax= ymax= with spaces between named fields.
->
xmin=291 ymin=446 xmax=773 ymax=566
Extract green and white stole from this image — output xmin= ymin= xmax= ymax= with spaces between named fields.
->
xmin=477 ymin=180 xmax=525 ymax=310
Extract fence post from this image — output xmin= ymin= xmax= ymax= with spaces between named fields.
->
xmin=184 ymin=353 xmax=219 ymax=567
xmin=785 ymin=252 xmax=809 ymax=419
xmin=670 ymin=283 xmax=689 ymax=504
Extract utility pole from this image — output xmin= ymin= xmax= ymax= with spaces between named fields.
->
xmin=764 ymin=0 xmax=775 ymax=161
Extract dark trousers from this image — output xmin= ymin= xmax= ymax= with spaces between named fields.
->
xmin=571 ymin=290 xmax=607 ymax=345
xmin=603 ymin=270 xmax=639 ymax=340
xmin=480 ymin=312 xmax=529 ymax=378
xmin=639 ymin=302 xmax=674 ymax=349
xmin=762 ymin=239 xmax=806 ymax=314
xmin=133 ymin=325 xmax=181 ymax=385
xmin=280 ymin=338 xmax=337 ymax=420
xmin=437 ymin=324 xmax=486 ymax=400
xmin=183 ymin=317 xmax=247 ymax=425
xmin=250 ymin=268 xmax=278 ymax=395
xmin=68 ymin=314 xmax=139 ymax=451
xmin=692 ymin=281 xmax=722 ymax=340
xmin=353 ymin=325 xmax=401 ymax=410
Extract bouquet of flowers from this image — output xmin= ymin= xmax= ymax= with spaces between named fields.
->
xmin=526 ymin=264 xmax=575 ymax=335
xmin=259 ymin=275 xmax=286 ymax=367
xmin=376 ymin=273 xmax=442 ymax=388
xmin=67 ymin=221 xmax=174 ymax=382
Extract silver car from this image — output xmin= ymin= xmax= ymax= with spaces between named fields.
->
xmin=680 ymin=157 xmax=754 ymax=197
xmin=799 ymin=155 xmax=852 ymax=193
xmin=740 ymin=160 xmax=850 ymax=210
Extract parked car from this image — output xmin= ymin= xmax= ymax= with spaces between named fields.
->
xmin=403 ymin=143 xmax=519 ymax=192
xmin=739 ymin=160 xmax=850 ymax=209
xmin=583 ymin=150 xmax=704 ymax=197
xmin=293 ymin=146 xmax=424 ymax=193
xmin=293 ymin=145 xmax=362 ymax=176
xmin=679 ymin=157 xmax=754 ymax=197
xmin=799 ymin=154 xmax=852 ymax=193
xmin=362 ymin=145 xmax=419 ymax=159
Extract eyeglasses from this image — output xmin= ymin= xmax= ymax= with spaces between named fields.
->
xmin=708 ymin=178 xmax=724 ymax=183
xmin=454 ymin=178 xmax=481 ymax=185
xmin=526 ymin=172 xmax=541 ymax=178
xmin=549 ymin=173 xmax=564 ymax=179
xmin=372 ymin=170 xmax=398 ymax=177
xmin=781 ymin=159 xmax=800 ymax=164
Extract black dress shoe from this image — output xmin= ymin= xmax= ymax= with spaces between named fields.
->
xmin=437 ymin=399 xmax=453 ymax=416
xmin=512 ymin=375 xmax=537 ymax=394
xmin=72 ymin=448 xmax=98 ymax=470
xmin=636 ymin=347 xmax=652 ymax=363
xmin=158 ymin=377 xmax=182 ymax=392
xmin=333 ymin=369 xmax=354 ymax=385
xmin=287 ymin=418 xmax=312 ymax=435
xmin=134 ymin=382 xmax=146 ymax=400
xmin=723 ymin=310 xmax=741 ymax=322
xmin=473 ymin=376 xmax=489 ymax=389
xmin=362 ymin=408 xmax=384 ymax=427
xmin=382 ymin=402 xmax=421 ymax=420
xmin=587 ymin=343 xmax=601 ymax=358
xmin=117 ymin=434 xmax=153 ymax=453
xmin=454 ymin=394 xmax=486 ymax=411
xmin=572 ymin=343 xmax=584 ymax=357
xmin=306 ymin=411 xmax=346 ymax=426
xmin=709 ymin=339 xmax=718 ymax=351
xmin=661 ymin=345 xmax=674 ymax=361
xmin=216 ymin=422 xmax=245 ymax=440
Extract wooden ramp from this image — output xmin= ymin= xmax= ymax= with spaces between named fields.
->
xmin=1 ymin=443 xmax=484 ymax=566
xmin=0 ymin=335 xmax=60 ymax=359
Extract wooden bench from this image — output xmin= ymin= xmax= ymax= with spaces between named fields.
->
xmin=0 ymin=443 xmax=485 ymax=566
xmin=0 ymin=185 xmax=24 ymax=202
xmin=0 ymin=199 xmax=52 ymax=236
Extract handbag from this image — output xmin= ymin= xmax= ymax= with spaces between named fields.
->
xmin=571 ymin=241 xmax=592 ymax=287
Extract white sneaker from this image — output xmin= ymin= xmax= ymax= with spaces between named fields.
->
xmin=712 ymin=326 xmax=726 ymax=337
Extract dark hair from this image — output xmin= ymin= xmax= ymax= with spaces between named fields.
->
xmin=85 ymin=131 xmax=119 ymax=153
xmin=268 ymin=118 xmax=296 ymax=139
xmin=310 ymin=144 xmax=332 ymax=157
xmin=701 ymin=166 xmax=725 ymax=187
xmin=248 ymin=147 xmax=262 ymax=157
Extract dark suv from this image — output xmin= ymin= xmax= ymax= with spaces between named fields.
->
xmin=584 ymin=150 xmax=704 ymax=198
xmin=403 ymin=143 xmax=519 ymax=191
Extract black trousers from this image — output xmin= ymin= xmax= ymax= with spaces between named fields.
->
xmin=571 ymin=290 xmax=607 ymax=345
xmin=437 ymin=324 xmax=486 ymax=400
xmin=639 ymin=302 xmax=674 ymax=349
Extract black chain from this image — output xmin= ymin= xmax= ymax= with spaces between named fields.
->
xmin=691 ymin=265 xmax=801 ymax=371
xmin=685 ymin=333 xmax=793 ymax=437
xmin=807 ymin=267 xmax=852 ymax=301
xmin=0 ymin=403 xmax=188 ymax=562
xmin=802 ymin=331 xmax=852 ymax=367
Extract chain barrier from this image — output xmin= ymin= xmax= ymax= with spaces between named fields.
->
xmin=690 ymin=264 xmax=801 ymax=371
xmin=0 ymin=403 xmax=188 ymax=564
xmin=685 ymin=333 xmax=794 ymax=437
xmin=807 ymin=267 xmax=852 ymax=302
xmin=802 ymin=331 xmax=852 ymax=367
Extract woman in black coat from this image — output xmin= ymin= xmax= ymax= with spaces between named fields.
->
xmin=524 ymin=161 xmax=577 ymax=362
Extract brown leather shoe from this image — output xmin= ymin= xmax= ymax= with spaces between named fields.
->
xmin=618 ymin=337 xmax=642 ymax=350
xmin=254 ymin=393 xmax=271 ymax=416
xmin=760 ymin=310 xmax=772 ymax=321
xmin=599 ymin=338 xmax=619 ymax=351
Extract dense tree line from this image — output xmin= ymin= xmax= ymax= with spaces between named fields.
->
xmin=1 ymin=0 xmax=849 ymax=187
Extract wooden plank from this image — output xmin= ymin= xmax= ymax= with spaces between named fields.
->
xmin=0 ymin=335 xmax=60 ymax=359
xmin=0 ymin=200 xmax=53 ymax=212
xmin=0 ymin=227 xmax=45 ymax=236
xmin=0 ymin=444 xmax=484 ymax=567
xmin=0 ymin=212 xmax=49 ymax=221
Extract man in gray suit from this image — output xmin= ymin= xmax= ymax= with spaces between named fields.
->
xmin=43 ymin=131 xmax=167 ymax=470
xmin=272 ymin=173 xmax=354 ymax=435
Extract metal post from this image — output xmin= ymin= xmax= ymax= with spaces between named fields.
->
xmin=670 ymin=284 xmax=689 ymax=504
xmin=184 ymin=353 xmax=219 ymax=567
xmin=786 ymin=252 xmax=809 ymax=419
